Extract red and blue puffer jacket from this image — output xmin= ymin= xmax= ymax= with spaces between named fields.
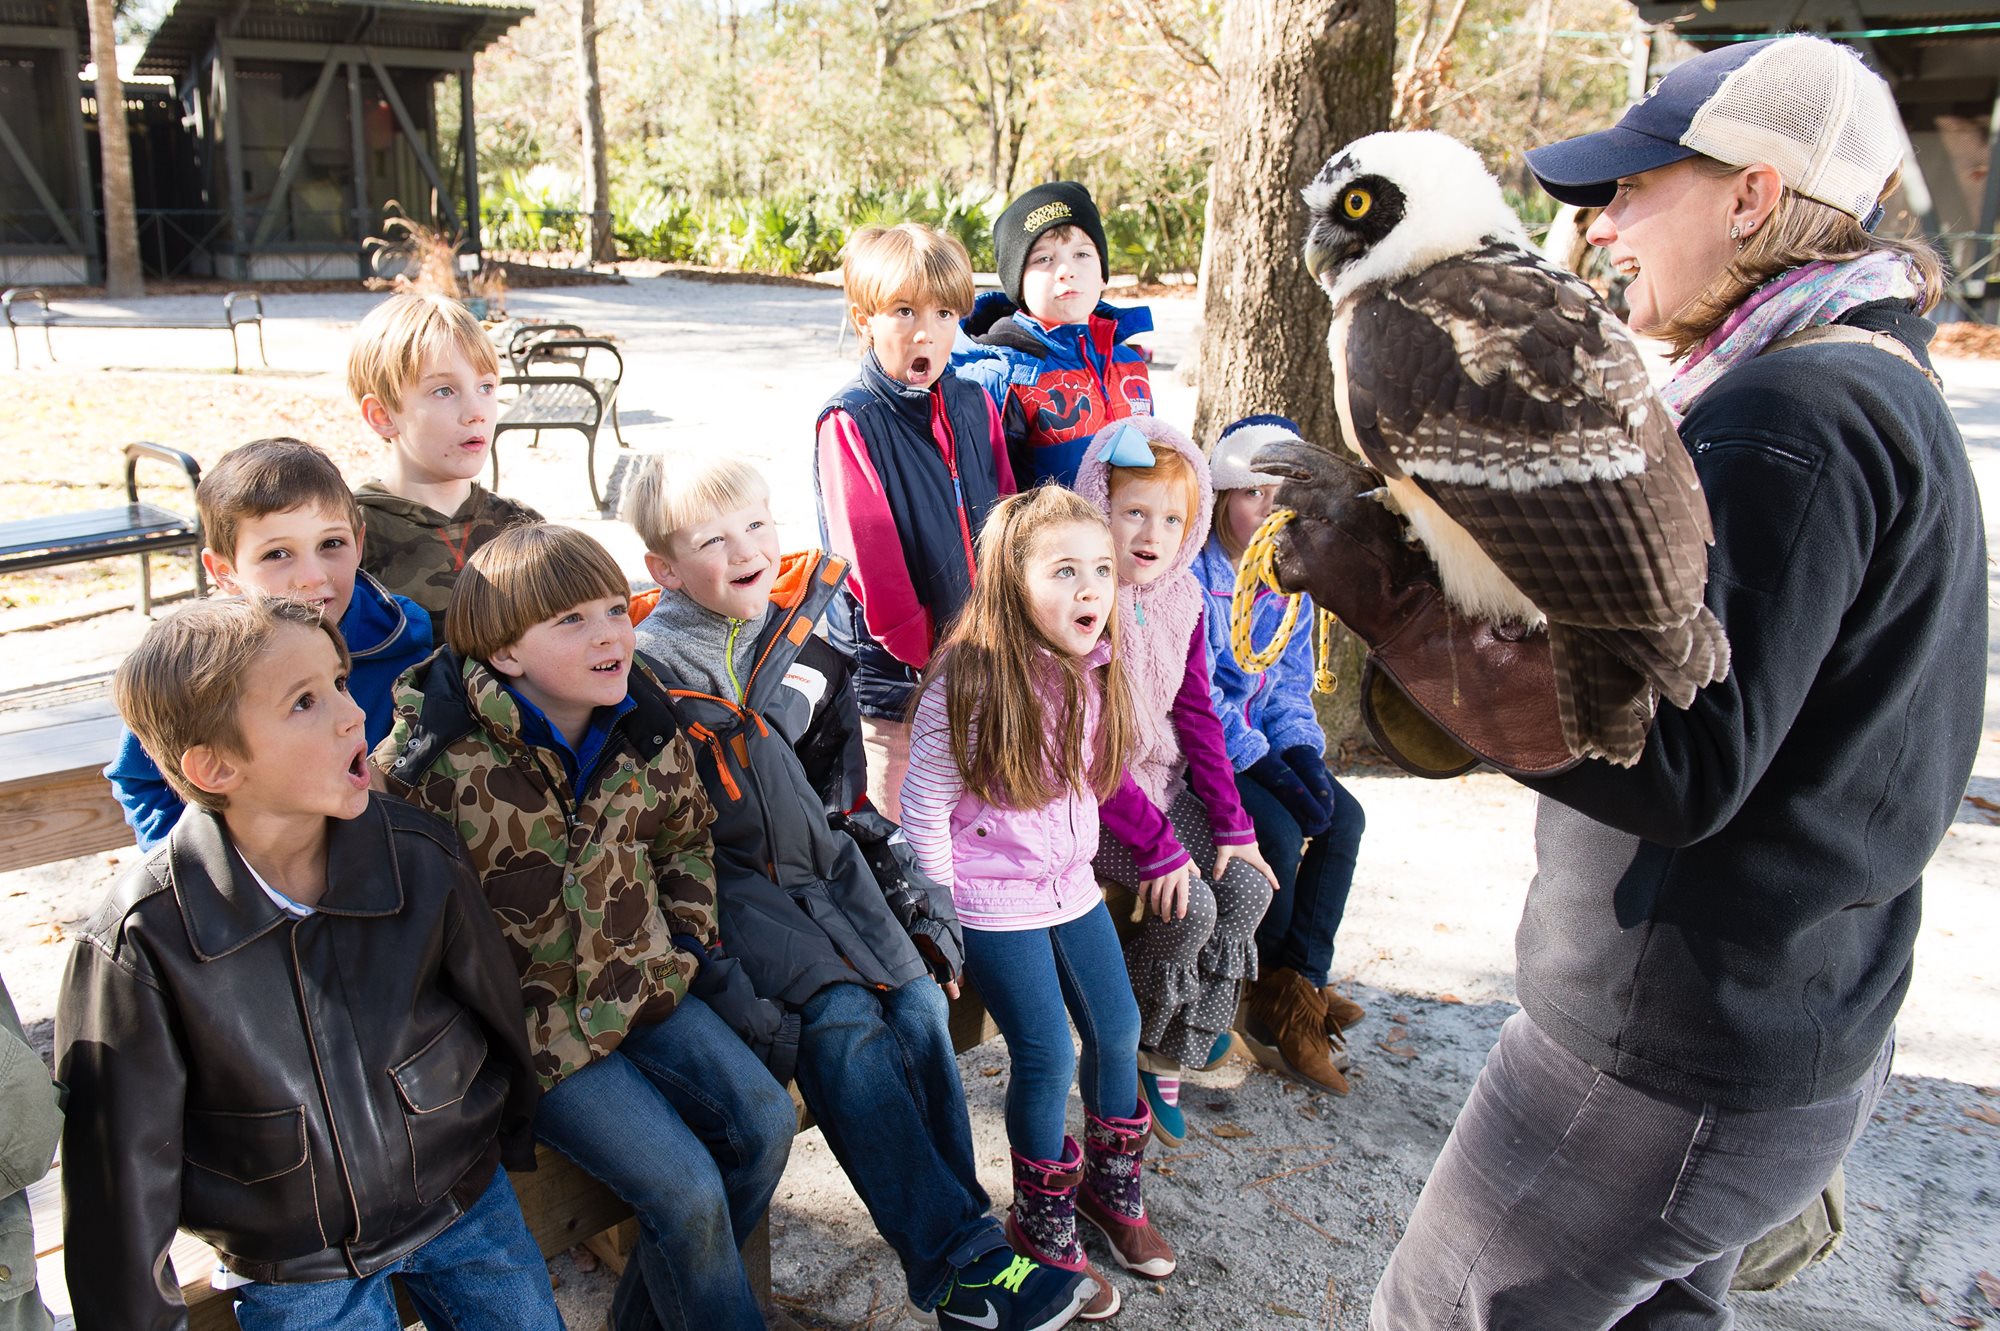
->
xmin=951 ymin=292 xmax=1155 ymax=490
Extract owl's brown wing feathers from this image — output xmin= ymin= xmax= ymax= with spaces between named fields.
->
xmin=1339 ymin=244 xmax=1729 ymax=763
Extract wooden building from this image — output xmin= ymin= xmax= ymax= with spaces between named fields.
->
xmin=1633 ymin=0 xmax=2000 ymax=311
xmin=133 ymin=0 xmax=530 ymax=280
xmin=0 ymin=0 xmax=92 ymax=283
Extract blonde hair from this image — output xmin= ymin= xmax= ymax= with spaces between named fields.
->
xmin=198 ymin=437 xmax=364 ymax=566
xmin=1211 ymin=492 xmax=1249 ymax=564
xmin=1108 ymin=442 xmax=1201 ymax=522
xmin=114 ymin=597 xmax=350 ymax=812
xmin=346 ymin=292 xmax=500 ymax=412
xmin=621 ymin=453 xmax=772 ymax=557
xmin=842 ymin=224 xmax=978 ymax=326
xmin=913 ymin=487 xmax=1133 ymax=810
xmin=1652 ymin=159 xmax=1944 ymax=359
xmin=445 ymin=523 xmax=629 ymax=662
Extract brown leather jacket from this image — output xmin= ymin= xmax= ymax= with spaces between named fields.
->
xmin=55 ymin=795 xmax=539 ymax=1331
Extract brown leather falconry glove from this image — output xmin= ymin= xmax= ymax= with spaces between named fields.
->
xmin=1254 ymin=440 xmax=1577 ymax=779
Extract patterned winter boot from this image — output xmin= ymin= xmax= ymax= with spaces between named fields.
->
xmin=1077 ymin=1105 xmax=1177 ymax=1279
xmin=1006 ymin=1140 xmax=1120 ymax=1320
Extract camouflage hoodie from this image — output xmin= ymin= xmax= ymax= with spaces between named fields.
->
xmin=374 ymin=648 xmax=719 ymax=1090
xmin=355 ymin=482 xmax=543 ymax=618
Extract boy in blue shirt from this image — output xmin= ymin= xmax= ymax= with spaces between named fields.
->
xmin=103 ymin=437 xmax=431 ymax=847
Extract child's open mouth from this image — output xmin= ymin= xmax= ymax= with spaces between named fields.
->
xmin=1074 ymin=612 xmax=1099 ymax=633
xmin=1133 ymin=550 xmax=1159 ymax=564
xmin=346 ymin=745 xmax=368 ymax=787
xmin=905 ymin=357 xmax=932 ymax=382
xmin=731 ymin=569 xmax=766 ymax=588
xmin=590 ymin=660 xmax=626 ymax=676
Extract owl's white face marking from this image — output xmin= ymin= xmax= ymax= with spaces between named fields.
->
xmin=1303 ymin=131 xmax=1527 ymax=308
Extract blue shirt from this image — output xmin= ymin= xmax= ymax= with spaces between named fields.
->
xmin=500 ymin=683 xmax=635 ymax=793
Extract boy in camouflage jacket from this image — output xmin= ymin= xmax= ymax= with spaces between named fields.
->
xmin=375 ymin=523 xmax=795 ymax=1331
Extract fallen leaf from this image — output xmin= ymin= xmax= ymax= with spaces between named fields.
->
xmin=1919 ymin=1286 xmax=1939 ymax=1305
xmin=1211 ymin=1123 xmax=1254 ymax=1139
xmin=1977 ymin=1270 xmax=2000 ymax=1308
xmin=1966 ymin=794 xmax=2000 ymax=813
xmin=1376 ymin=1041 xmax=1419 ymax=1060
xmin=980 ymin=1066 xmax=1001 ymax=1077
xmin=1437 ymin=993 xmax=1465 ymax=1004
xmin=1432 ymin=922 xmax=1449 ymax=932
xmin=1392 ymin=1012 xmax=1412 ymax=1024
xmin=1947 ymin=1316 xmax=1983 ymax=1329
xmin=1965 ymin=1105 xmax=2000 ymax=1127
xmin=1152 ymin=1164 xmax=1176 ymax=1177
xmin=1266 ymin=1303 xmax=1308 ymax=1319
xmin=1386 ymin=1025 xmax=1411 ymax=1042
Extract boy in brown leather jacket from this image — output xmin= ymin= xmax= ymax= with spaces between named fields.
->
xmin=54 ymin=597 xmax=560 ymax=1331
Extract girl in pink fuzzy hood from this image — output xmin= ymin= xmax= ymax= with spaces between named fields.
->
xmin=1073 ymin=417 xmax=1277 ymax=1146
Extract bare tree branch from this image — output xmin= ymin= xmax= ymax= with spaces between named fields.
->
xmin=1120 ymin=0 xmax=1219 ymax=81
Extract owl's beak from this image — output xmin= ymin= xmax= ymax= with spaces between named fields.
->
xmin=1302 ymin=220 xmax=1355 ymax=285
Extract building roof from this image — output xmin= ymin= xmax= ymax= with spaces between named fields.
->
xmin=137 ymin=0 xmax=532 ymax=76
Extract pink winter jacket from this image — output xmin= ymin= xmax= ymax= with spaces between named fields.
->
xmin=902 ymin=642 xmax=1184 ymax=931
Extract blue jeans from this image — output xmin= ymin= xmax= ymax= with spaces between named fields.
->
xmin=1238 ymin=768 xmax=1364 ymax=989
xmin=795 ymin=979 xmax=1009 ymax=1309
xmin=962 ymin=903 xmax=1142 ymax=1163
xmin=534 ymin=995 xmax=796 ymax=1331
xmin=232 ymin=1168 xmax=562 ymax=1331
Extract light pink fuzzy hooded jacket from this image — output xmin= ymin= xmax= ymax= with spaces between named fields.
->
xmin=1074 ymin=417 xmax=1255 ymax=847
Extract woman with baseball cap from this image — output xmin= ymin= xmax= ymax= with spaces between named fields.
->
xmin=1341 ymin=34 xmax=1988 ymax=1330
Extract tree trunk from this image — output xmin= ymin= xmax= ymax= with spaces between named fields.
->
xmin=86 ymin=0 xmax=142 ymax=297
xmin=576 ymin=0 xmax=616 ymax=264
xmin=1194 ymin=0 xmax=1393 ymax=745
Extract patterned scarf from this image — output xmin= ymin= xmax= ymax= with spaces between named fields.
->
xmin=1659 ymin=250 xmax=1923 ymax=423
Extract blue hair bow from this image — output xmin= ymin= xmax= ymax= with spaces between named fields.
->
xmin=1099 ymin=422 xmax=1155 ymax=468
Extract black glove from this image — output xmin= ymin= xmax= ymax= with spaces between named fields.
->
xmin=1281 ymin=745 xmax=1337 ymax=825
xmin=1248 ymin=750 xmax=1332 ymax=836
xmin=832 ymin=806 xmax=965 ymax=987
xmin=687 ymin=950 xmax=801 ymax=1085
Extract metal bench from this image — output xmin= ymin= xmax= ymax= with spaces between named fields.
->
xmin=3 ymin=287 xmax=268 ymax=374
xmin=0 ymin=441 xmax=206 ymax=615
xmin=494 ymin=335 xmax=626 ymax=510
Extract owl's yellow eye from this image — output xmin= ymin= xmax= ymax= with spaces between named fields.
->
xmin=1342 ymin=189 xmax=1373 ymax=220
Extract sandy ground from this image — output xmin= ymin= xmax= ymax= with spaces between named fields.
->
xmin=1 ymin=278 xmax=1995 ymax=1330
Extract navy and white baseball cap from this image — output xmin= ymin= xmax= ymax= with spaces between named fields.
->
xmin=1527 ymin=36 xmax=1902 ymax=221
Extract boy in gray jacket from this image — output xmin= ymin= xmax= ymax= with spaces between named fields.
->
xmin=625 ymin=454 xmax=1095 ymax=1331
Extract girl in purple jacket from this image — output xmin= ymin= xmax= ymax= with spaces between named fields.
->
xmin=902 ymin=487 xmax=1183 ymax=1320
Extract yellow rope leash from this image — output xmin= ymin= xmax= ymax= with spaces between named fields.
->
xmin=1230 ymin=508 xmax=1341 ymax=695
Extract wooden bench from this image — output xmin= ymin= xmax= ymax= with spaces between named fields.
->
xmin=0 ymin=441 xmax=207 ymax=616
xmin=0 ymin=677 xmax=131 ymax=875
xmin=494 ymin=336 xmax=626 ymax=511
xmin=3 ymin=288 xmax=268 ymax=374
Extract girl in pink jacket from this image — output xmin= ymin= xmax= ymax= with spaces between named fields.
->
xmin=1074 ymin=418 xmax=1278 ymax=1148
xmin=902 ymin=487 xmax=1183 ymax=1320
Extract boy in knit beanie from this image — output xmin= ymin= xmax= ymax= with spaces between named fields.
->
xmin=953 ymin=182 xmax=1155 ymax=489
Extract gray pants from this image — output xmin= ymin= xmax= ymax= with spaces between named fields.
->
xmin=1372 ymin=1011 xmax=1892 ymax=1331
xmin=1095 ymin=786 xmax=1273 ymax=1067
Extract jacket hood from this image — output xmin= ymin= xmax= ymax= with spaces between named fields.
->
xmin=1074 ymin=414 xmax=1214 ymax=585
xmin=354 ymin=482 xmax=453 ymax=527
xmin=341 ymin=569 xmax=425 ymax=660
xmin=962 ymin=291 xmax=1154 ymax=348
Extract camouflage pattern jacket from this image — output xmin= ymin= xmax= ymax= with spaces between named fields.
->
xmin=355 ymin=482 xmax=543 ymax=618
xmin=375 ymin=648 xmax=719 ymax=1089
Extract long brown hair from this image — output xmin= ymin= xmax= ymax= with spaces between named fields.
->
xmin=912 ymin=487 xmax=1134 ymax=810
xmin=1652 ymin=159 xmax=1944 ymax=359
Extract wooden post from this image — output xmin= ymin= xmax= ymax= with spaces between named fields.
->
xmin=60 ymin=29 xmax=97 ymax=273
xmin=348 ymin=57 xmax=367 ymax=277
xmin=460 ymin=68 xmax=478 ymax=254
xmin=219 ymin=50 xmax=246 ymax=280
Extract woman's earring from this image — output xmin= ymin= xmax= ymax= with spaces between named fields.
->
xmin=1729 ymin=223 xmax=1743 ymax=247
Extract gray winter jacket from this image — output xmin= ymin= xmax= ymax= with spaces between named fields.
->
xmin=635 ymin=550 xmax=956 ymax=1006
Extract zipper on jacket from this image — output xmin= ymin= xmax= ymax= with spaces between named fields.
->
xmin=724 ymin=618 xmax=747 ymax=702
xmin=685 ymin=722 xmax=742 ymax=800
xmin=290 ymin=922 xmax=364 ymax=1253
xmin=1080 ymin=327 xmax=1111 ymax=413
xmin=933 ymin=393 xmax=977 ymax=577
